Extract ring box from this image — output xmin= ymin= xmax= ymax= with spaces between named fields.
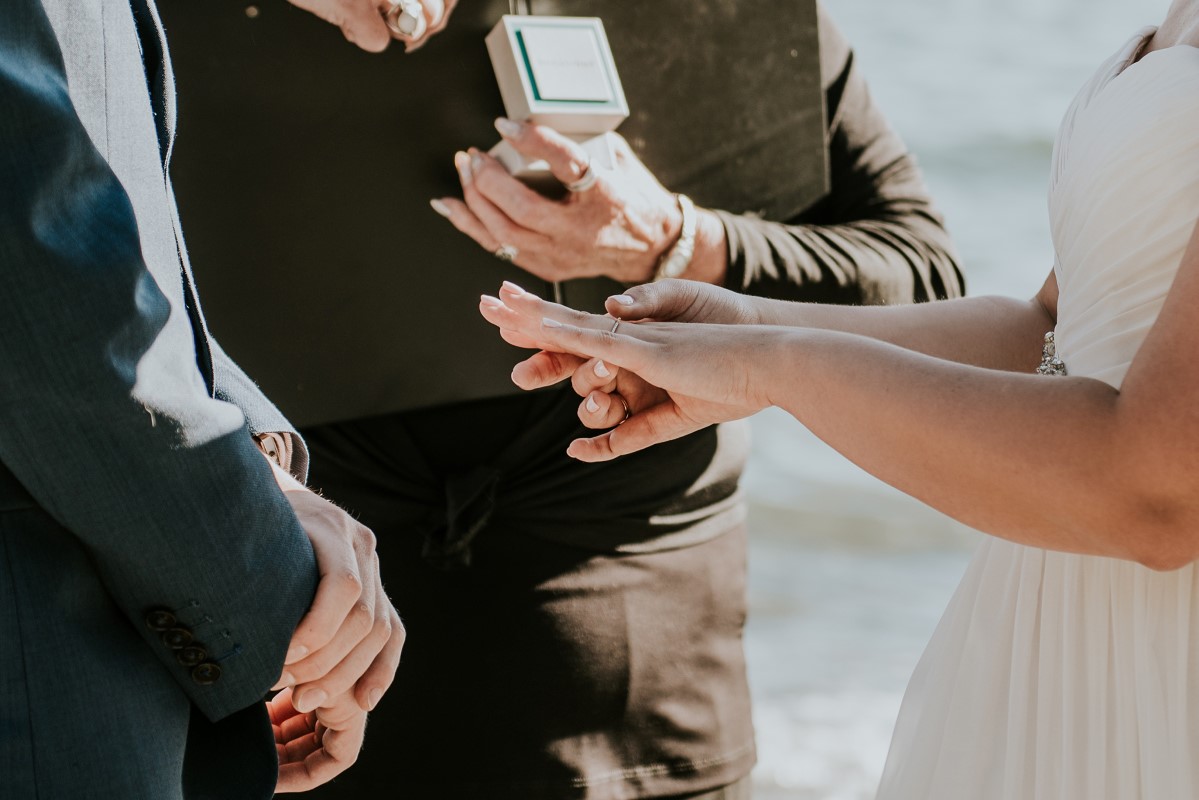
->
xmin=486 ymin=15 xmax=628 ymax=187
xmin=486 ymin=15 xmax=628 ymax=133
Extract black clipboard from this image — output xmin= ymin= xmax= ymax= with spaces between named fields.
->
xmin=161 ymin=0 xmax=826 ymax=425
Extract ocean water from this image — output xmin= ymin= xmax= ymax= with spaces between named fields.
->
xmin=742 ymin=1 xmax=1172 ymax=797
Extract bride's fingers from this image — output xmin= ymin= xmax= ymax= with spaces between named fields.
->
xmin=511 ymin=350 xmax=586 ymax=389
xmin=570 ymin=358 xmax=617 ymax=398
xmin=498 ymin=281 xmax=611 ymax=332
xmin=566 ymin=404 xmax=700 ymax=462
xmin=579 ymin=391 xmax=628 ymax=429
xmin=536 ymin=317 xmax=648 ymax=374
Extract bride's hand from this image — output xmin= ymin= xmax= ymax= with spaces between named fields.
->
xmin=478 ymin=283 xmax=774 ymax=462
xmin=497 ymin=280 xmax=765 ymax=391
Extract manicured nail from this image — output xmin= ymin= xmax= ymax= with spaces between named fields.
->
xmin=611 ymin=294 xmax=636 ymax=306
xmin=594 ymin=360 xmax=611 ymax=378
xmin=502 ymin=281 xmax=526 ymax=295
xmin=294 ymin=689 xmax=328 ymax=714
xmin=285 ymin=645 xmax=308 ymax=663
xmin=469 ymin=150 xmax=485 ymax=175
xmin=272 ymin=671 xmax=295 ymax=691
xmin=542 ymin=317 xmax=563 ymax=328
xmin=585 ymin=395 xmax=600 ymax=413
xmin=429 ymin=198 xmax=452 ymax=218
xmin=495 ymin=117 xmax=524 ymax=138
xmin=480 ymin=294 xmax=503 ymax=309
xmin=368 ymin=689 xmax=383 ymax=711
xmin=454 ymin=151 xmax=472 ymax=184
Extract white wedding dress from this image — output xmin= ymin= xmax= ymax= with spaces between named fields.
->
xmin=876 ymin=29 xmax=1199 ymax=800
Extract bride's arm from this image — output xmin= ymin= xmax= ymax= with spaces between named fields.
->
xmin=482 ymin=220 xmax=1199 ymax=570
xmin=609 ymin=270 xmax=1060 ymax=373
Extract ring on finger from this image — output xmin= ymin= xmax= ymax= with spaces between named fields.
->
xmin=494 ymin=244 xmax=519 ymax=262
xmin=617 ymin=396 xmax=631 ymax=424
xmin=609 ymin=317 xmax=621 ymax=334
xmin=564 ymin=158 xmax=598 ymax=193
xmin=384 ymin=0 xmax=427 ymax=39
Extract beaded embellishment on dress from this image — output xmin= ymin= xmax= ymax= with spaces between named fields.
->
xmin=1036 ymin=332 xmax=1067 ymax=375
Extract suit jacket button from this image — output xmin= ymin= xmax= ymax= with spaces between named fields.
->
xmin=145 ymin=609 xmax=177 ymax=632
xmin=191 ymin=662 xmax=222 ymax=685
xmin=161 ymin=627 xmax=194 ymax=649
xmin=177 ymin=644 xmax=208 ymax=668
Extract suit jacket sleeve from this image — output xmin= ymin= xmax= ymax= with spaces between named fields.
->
xmin=0 ymin=0 xmax=317 ymax=722
xmin=211 ymin=339 xmax=311 ymax=480
xmin=718 ymin=3 xmax=965 ymax=305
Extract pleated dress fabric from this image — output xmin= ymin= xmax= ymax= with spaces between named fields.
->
xmin=876 ymin=29 xmax=1199 ymax=800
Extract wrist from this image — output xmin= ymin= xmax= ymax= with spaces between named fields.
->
xmin=651 ymin=194 xmax=697 ymax=282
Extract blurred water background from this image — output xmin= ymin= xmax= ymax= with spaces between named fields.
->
xmin=743 ymin=1 xmax=1172 ymax=797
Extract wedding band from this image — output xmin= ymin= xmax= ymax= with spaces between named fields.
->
xmin=565 ymin=159 xmax=598 ymax=193
xmin=609 ymin=317 xmax=621 ymax=334
xmin=494 ymin=244 xmax=519 ymax=262
xmin=617 ymin=396 xmax=631 ymax=424
xmin=384 ymin=0 xmax=427 ymax=39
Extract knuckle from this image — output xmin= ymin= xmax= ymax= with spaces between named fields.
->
xmin=338 ymin=569 xmax=364 ymax=596
xmin=351 ymin=602 xmax=374 ymax=631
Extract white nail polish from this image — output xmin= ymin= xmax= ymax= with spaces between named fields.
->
xmin=454 ymin=151 xmax=471 ymax=183
xmin=495 ymin=117 xmax=523 ymax=138
xmin=429 ymin=199 xmax=452 ymax=218
xmin=502 ymin=281 xmax=526 ymax=295
xmin=611 ymin=295 xmax=636 ymax=306
xmin=470 ymin=152 xmax=484 ymax=175
xmin=480 ymin=295 xmax=503 ymax=309
xmin=594 ymin=360 xmax=611 ymax=378
xmin=586 ymin=396 xmax=600 ymax=413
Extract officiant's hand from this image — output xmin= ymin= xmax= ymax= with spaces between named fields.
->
xmin=286 ymin=0 xmax=457 ymax=53
xmin=433 ymin=120 xmax=726 ymax=284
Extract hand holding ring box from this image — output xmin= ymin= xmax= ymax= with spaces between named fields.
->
xmin=486 ymin=15 xmax=629 ymax=187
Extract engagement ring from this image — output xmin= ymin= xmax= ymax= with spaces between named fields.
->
xmin=494 ymin=244 xmax=519 ymax=262
xmin=384 ymin=0 xmax=427 ymax=39
xmin=609 ymin=317 xmax=621 ymax=334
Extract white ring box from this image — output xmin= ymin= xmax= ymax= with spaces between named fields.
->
xmin=486 ymin=15 xmax=629 ymax=185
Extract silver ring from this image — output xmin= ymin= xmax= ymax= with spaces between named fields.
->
xmin=609 ymin=317 xmax=621 ymax=334
xmin=494 ymin=244 xmax=518 ymax=262
xmin=564 ymin=159 xmax=598 ymax=193
xmin=385 ymin=0 xmax=427 ymax=39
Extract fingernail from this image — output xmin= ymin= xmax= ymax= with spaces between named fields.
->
xmin=454 ymin=151 xmax=472 ymax=184
xmin=368 ymin=689 xmax=383 ymax=711
xmin=285 ymin=645 xmax=308 ymax=663
xmin=495 ymin=117 xmax=524 ymax=138
xmin=480 ymin=294 xmax=503 ymax=309
xmin=295 ymin=689 xmax=328 ymax=714
xmin=278 ymin=671 xmax=296 ymax=688
xmin=611 ymin=295 xmax=636 ymax=306
xmin=585 ymin=395 xmax=600 ymax=413
xmin=594 ymin=360 xmax=611 ymax=378
xmin=470 ymin=150 xmax=485 ymax=175
xmin=429 ymin=198 xmax=452 ymax=218
xmin=502 ymin=281 xmax=526 ymax=295
xmin=542 ymin=317 xmax=563 ymax=329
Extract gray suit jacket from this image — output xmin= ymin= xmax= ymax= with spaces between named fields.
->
xmin=0 ymin=0 xmax=318 ymax=797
